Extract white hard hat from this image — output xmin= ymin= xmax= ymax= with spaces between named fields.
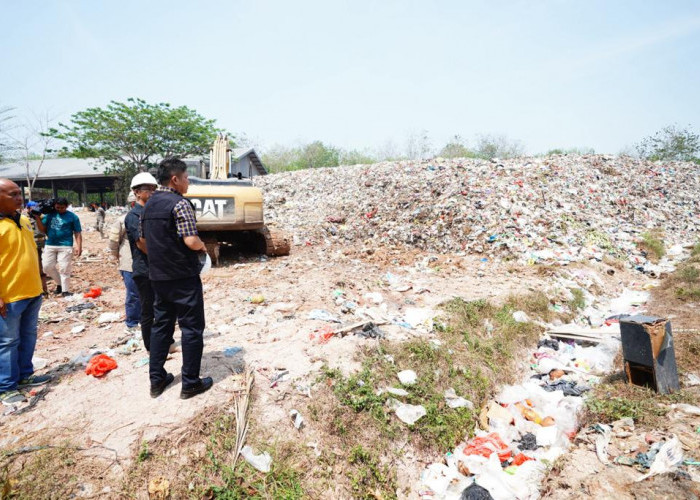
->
xmin=127 ymin=191 xmax=137 ymax=203
xmin=130 ymin=172 xmax=158 ymax=189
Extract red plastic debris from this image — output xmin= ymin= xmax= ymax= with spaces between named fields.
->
xmin=512 ymin=453 xmax=534 ymax=466
xmin=309 ymin=325 xmax=335 ymax=344
xmin=85 ymin=354 xmax=117 ymax=377
xmin=84 ymin=286 xmax=102 ymax=299
xmin=463 ymin=432 xmax=512 ymax=461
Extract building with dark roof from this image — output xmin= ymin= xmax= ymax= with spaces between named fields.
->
xmin=0 ymin=157 xmax=119 ymax=204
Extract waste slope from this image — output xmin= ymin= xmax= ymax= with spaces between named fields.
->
xmin=256 ymin=155 xmax=700 ymax=265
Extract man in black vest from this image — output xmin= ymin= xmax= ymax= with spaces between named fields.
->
xmin=140 ymin=158 xmax=213 ymax=399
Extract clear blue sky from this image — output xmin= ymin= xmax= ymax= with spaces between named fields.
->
xmin=3 ymin=0 xmax=699 ymax=155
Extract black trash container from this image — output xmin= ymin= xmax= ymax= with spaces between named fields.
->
xmin=619 ymin=315 xmax=679 ymax=394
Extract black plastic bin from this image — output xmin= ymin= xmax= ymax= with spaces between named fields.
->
xmin=619 ymin=315 xmax=679 ymax=394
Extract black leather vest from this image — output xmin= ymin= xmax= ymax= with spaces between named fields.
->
xmin=141 ymin=190 xmax=200 ymax=281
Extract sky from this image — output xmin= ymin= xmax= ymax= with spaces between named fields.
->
xmin=2 ymin=0 xmax=700 ymax=156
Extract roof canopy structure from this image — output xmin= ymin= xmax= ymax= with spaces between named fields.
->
xmin=0 ymin=158 xmax=119 ymax=202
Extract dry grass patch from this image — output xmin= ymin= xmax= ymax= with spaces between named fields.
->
xmin=580 ymin=381 xmax=695 ymax=429
xmin=0 ymin=436 xmax=119 ymax=499
xmin=638 ymin=230 xmax=666 ymax=263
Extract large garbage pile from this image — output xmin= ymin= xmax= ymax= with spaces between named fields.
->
xmin=256 ymin=155 xmax=700 ymax=267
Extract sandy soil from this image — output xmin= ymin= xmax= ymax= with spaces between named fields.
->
xmin=5 ymin=209 xmax=693 ymax=499
xmin=0 ymin=211 xmax=549 ymax=463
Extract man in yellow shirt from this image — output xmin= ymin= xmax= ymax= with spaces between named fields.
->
xmin=0 ymin=179 xmax=51 ymax=406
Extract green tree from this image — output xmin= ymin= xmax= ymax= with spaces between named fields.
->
xmin=636 ymin=124 xmax=700 ymax=162
xmin=48 ymin=98 xmax=222 ymax=174
xmin=474 ymin=134 xmax=524 ymax=159
xmin=297 ymin=141 xmax=340 ymax=169
xmin=339 ymin=148 xmax=376 ymax=165
xmin=262 ymin=141 xmax=342 ymax=172
xmin=438 ymin=135 xmax=478 ymax=159
xmin=545 ymin=146 xmax=595 ymax=156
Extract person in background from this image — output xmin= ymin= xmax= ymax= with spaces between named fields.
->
xmin=93 ymin=202 xmax=106 ymax=238
xmin=107 ymin=192 xmax=141 ymax=335
xmin=141 ymin=158 xmax=212 ymax=399
xmin=25 ymin=201 xmax=48 ymax=295
xmin=0 ymin=178 xmax=51 ymax=406
xmin=35 ymin=197 xmax=82 ymax=297
xmin=125 ymin=172 xmax=163 ymax=352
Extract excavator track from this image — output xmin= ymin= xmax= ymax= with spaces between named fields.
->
xmin=258 ymin=226 xmax=291 ymax=256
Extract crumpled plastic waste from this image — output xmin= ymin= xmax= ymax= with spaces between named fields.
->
xmin=393 ymin=402 xmax=427 ymax=425
xmin=97 ymin=312 xmax=121 ymax=324
xmin=353 ymin=322 xmax=385 ymax=339
xmin=83 ymin=286 xmax=102 ymax=299
xmin=463 ymin=433 xmax=511 ymax=462
xmin=308 ymin=309 xmax=341 ymax=323
xmin=290 ymin=409 xmax=304 ymax=429
xmin=397 ymin=370 xmax=417 ymax=385
xmin=445 ymin=388 xmax=474 ymax=410
xmin=249 ymin=294 xmax=265 ymax=304
xmin=594 ymin=424 xmax=612 ymax=464
xmin=636 ymin=436 xmax=683 ymax=482
xmin=309 ymin=325 xmax=335 ymax=343
xmin=118 ymin=338 xmax=141 ymax=355
xmin=460 ymin=482 xmax=494 ymax=500
xmin=240 ymin=445 xmax=272 ymax=472
xmin=85 ymin=354 xmax=117 ymax=377
xmin=512 ymin=311 xmax=529 ymax=323
xmin=517 ymin=432 xmax=538 ymax=451
xmin=66 ymin=302 xmax=96 ymax=312
xmin=542 ymin=380 xmax=590 ymax=397
xmin=511 ymin=453 xmax=534 ymax=466
xmin=224 ymin=346 xmax=243 ymax=357
xmin=672 ymin=403 xmax=700 ymax=416
xmin=537 ymin=339 xmax=559 ymax=351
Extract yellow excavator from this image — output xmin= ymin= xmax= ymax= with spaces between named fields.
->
xmin=185 ymin=134 xmax=290 ymax=265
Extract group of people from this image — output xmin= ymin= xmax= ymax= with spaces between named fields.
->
xmin=0 ymin=157 xmax=213 ymax=406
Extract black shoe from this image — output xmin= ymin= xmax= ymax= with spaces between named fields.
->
xmin=180 ymin=377 xmax=213 ymax=400
xmin=54 ymin=286 xmax=62 ymax=295
xmin=60 ymin=291 xmax=73 ymax=297
xmin=150 ymin=373 xmax=174 ymax=398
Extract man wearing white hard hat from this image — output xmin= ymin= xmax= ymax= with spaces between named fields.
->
xmin=124 ymin=172 xmax=159 ymax=351
xmin=108 ymin=191 xmax=141 ymax=334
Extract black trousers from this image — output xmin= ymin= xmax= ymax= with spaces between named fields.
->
xmin=150 ymin=276 xmax=205 ymax=389
xmin=133 ymin=275 xmax=155 ymax=351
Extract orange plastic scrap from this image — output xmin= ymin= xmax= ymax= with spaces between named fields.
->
xmin=85 ymin=354 xmax=117 ymax=377
xmin=309 ymin=325 xmax=336 ymax=344
xmin=512 ymin=453 xmax=534 ymax=466
xmin=84 ymin=286 xmax=102 ymax=299
xmin=463 ymin=432 xmax=512 ymax=461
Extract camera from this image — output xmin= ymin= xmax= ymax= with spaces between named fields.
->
xmin=29 ymin=198 xmax=57 ymax=217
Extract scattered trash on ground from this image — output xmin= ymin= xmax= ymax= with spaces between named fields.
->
xmin=240 ymin=445 xmax=272 ymax=472
xmin=85 ymin=354 xmax=118 ymax=377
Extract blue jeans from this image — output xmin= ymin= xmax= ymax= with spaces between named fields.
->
xmin=0 ymin=295 xmax=43 ymax=393
xmin=120 ymin=271 xmax=141 ymax=328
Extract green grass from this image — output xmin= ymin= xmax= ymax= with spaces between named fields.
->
xmin=672 ymin=263 xmax=700 ymax=300
xmin=582 ymin=383 xmax=695 ymax=428
xmin=691 ymin=242 xmax=700 ymax=258
xmin=319 ymin=294 xmax=545 ymax=455
xmin=640 ymin=231 xmax=666 ymax=262
xmin=136 ymin=441 xmax=150 ymax=463
xmin=569 ymin=288 xmax=586 ymax=311
xmin=202 ymin=415 xmax=305 ymax=500
xmin=347 ymin=445 xmax=397 ymax=499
